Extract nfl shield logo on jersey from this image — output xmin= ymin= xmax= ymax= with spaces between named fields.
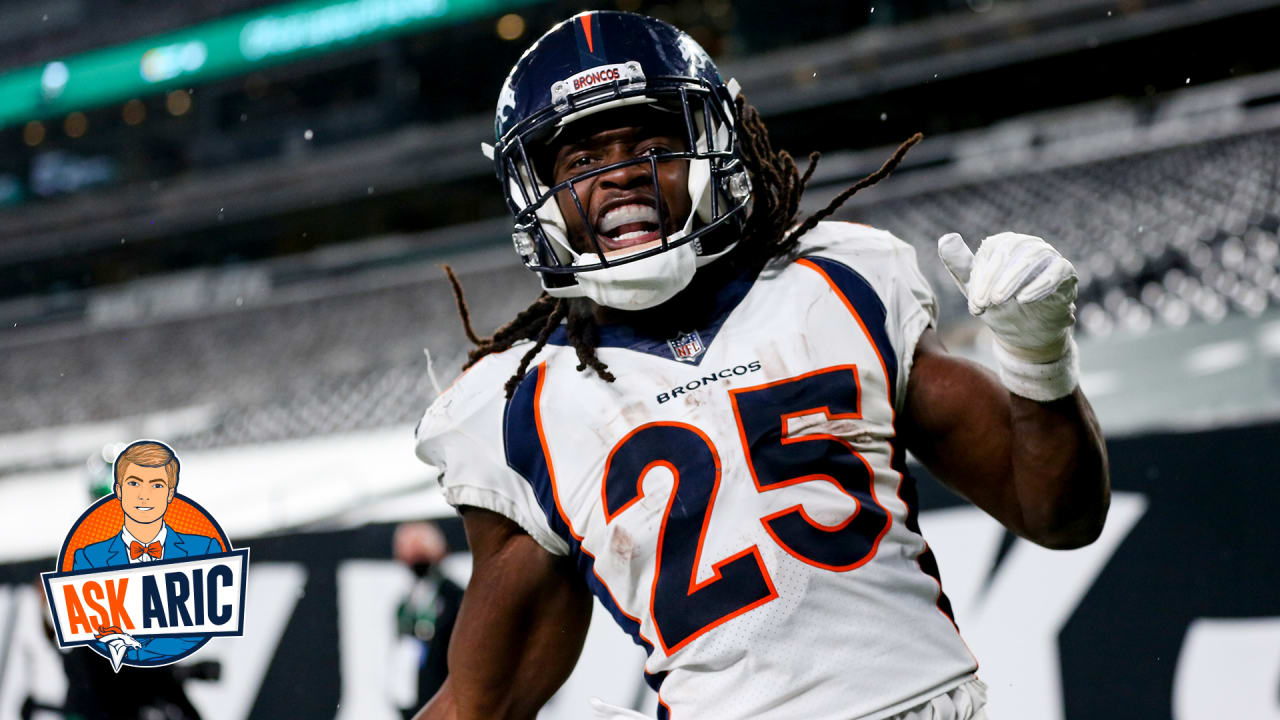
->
xmin=667 ymin=330 xmax=706 ymax=363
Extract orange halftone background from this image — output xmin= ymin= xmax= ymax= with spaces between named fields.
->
xmin=60 ymin=496 xmax=227 ymax=571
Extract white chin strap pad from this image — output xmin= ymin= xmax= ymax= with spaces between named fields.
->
xmin=523 ymin=82 xmax=742 ymax=304
xmin=547 ymin=241 xmax=698 ymax=310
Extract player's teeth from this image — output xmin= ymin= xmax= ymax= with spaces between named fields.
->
xmin=614 ymin=230 xmax=653 ymax=243
xmin=600 ymin=204 xmax=659 ymax=233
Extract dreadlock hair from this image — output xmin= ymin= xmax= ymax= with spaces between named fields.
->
xmin=447 ymin=96 xmax=922 ymax=398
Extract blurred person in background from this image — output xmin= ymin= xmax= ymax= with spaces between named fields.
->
xmin=416 ymin=10 xmax=1108 ymax=720
xmin=392 ymin=521 xmax=463 ymax=720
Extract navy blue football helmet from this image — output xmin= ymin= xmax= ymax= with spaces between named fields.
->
xmin=486 ymin=11 xmax=751 ymax=297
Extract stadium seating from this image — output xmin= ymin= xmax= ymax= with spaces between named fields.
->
xmin=855 ymin=127 xmax=1280 ymax=336
xmin=0 ymin=262 xmax=537 ymax=449
xmin=3 ymin=123 xmax=1279 ymax=460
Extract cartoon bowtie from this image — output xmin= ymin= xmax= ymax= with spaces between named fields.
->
xmin=129 ymin=540 xmax=162 ymax=560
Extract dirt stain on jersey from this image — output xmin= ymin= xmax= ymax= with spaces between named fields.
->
xmin=620 ymin=401 xmax=648 ymax=427
xmin=758 ymin=342 xmax=788 ymax=379
xmin=610 ymin=525 xmax=635 ymax=561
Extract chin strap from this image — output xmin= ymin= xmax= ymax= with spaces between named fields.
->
xmin=549 ymin=240 xmax=698 ymax=310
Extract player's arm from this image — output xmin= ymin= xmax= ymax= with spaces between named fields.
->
xmin=901 ymin=329 xmax=1109 ymax=548
xmin=900 ymin=232 xmax=1110 ymax=549
xmin=414 ymin=506 xmax=593 ymax=720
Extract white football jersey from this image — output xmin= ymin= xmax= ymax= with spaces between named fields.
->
xmin=416 ymin=222 xmax=978 ymax=719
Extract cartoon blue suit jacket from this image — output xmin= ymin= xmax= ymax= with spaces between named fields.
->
xmin=72 ymin=524 xmax=221 ymax=664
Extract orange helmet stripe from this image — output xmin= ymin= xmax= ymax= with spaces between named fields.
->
xmin=579 ymin=13 xmax=595 ymax=53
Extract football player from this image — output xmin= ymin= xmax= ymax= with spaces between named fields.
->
xmin=414 ymin=11 xmax=1109 ymax=720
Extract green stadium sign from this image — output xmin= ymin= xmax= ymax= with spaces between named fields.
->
xmin=0 ymin=0 xmax=542 ymax=130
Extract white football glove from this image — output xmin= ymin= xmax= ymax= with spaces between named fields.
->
xmin=938 ymin=231 xmax=1080 ymax=401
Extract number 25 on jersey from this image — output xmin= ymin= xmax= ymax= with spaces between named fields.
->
xmin=601 ymin=365 xmax=891 ymax=653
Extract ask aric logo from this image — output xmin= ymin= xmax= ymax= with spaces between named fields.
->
xmin=42 ymin=439 xmax=248 ymax=671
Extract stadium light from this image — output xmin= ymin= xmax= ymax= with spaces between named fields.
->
xmin=495 ymin=13 xmax=525 ymax=40
xmin=122 ymin=99 xmax=147 ymax=126
xmin=22 ymin=121 xmax=45 ymax=146
xmin=63 ymin=112 xmax=88 ymax=138
xmin=166 ymin=90 xmax=193 ymax=117
xmin=0 ymin=0 xmax=547 ymax=130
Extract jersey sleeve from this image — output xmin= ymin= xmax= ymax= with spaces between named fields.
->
xmin=882 ymin=233 xmax=938 ymax=411
xmin=414 ymin=356 xmax=571 ymax=557
xmin=794 ymin=222 xmax=939 ymax=412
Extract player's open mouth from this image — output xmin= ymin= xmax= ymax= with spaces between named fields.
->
xmin=596 ymin=203 xmax=663 ymax=251
xmin=136 ymin=506 xmax=153 ymax=511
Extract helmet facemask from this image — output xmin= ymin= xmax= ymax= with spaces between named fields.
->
xmin=492 ymin=78 xmax=751 ymax=299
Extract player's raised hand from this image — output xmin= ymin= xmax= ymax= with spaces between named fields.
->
xmin=938 ymin=231 xmax=1080 ymax=401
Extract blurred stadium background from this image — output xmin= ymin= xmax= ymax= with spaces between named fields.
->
xmin=1 ymin=0 xmax=1279 ymax=717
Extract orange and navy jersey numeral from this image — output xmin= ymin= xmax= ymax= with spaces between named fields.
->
xmin=504 ymin=362 xmax=671 ymax=715
xmin=602 ymin=422 xmax=778 ymax=655
xmin=729 ymin=365 xmax=894 ymax=572
xmin=796 ymin=253 xmax=957 ymax=625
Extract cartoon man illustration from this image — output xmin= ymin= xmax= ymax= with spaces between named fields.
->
xmin=72 ymin=440 xmax=221 ymax=666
